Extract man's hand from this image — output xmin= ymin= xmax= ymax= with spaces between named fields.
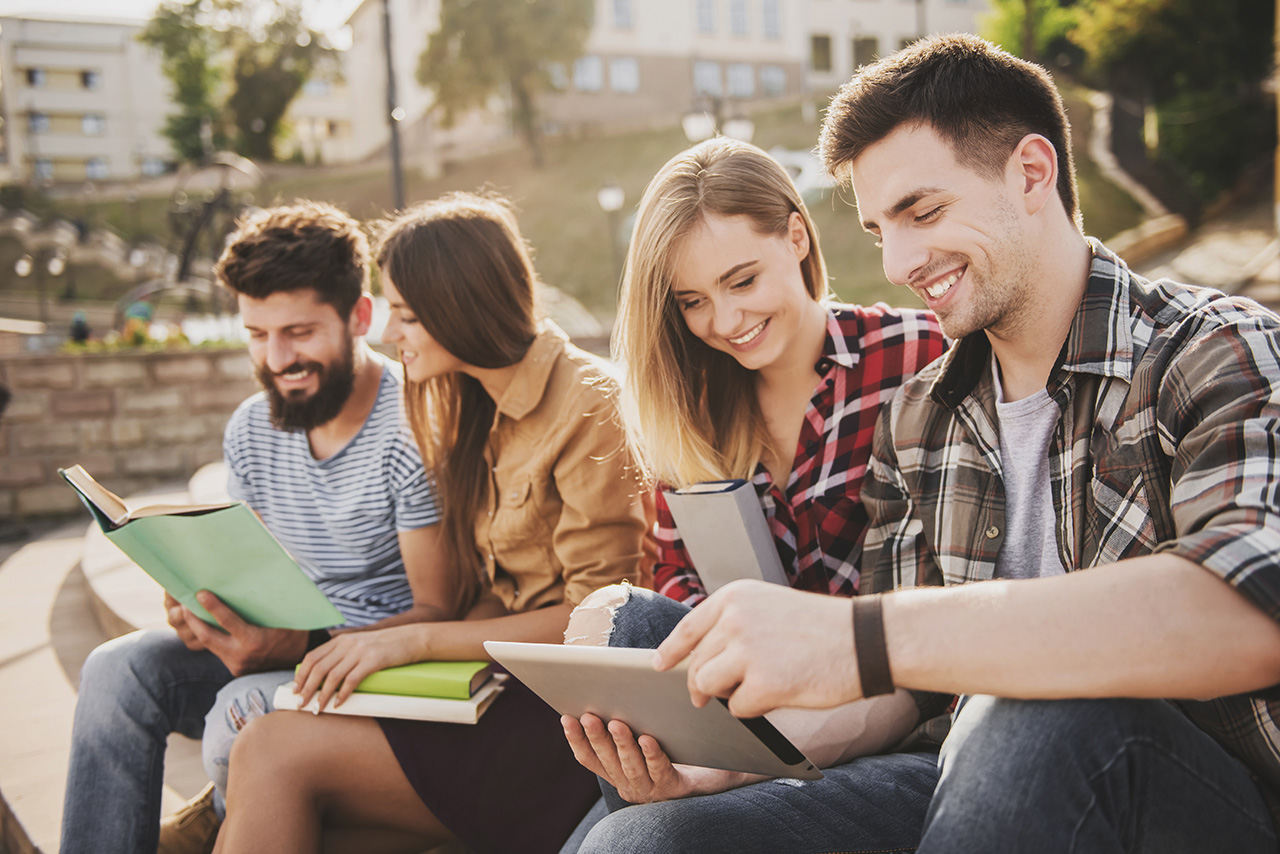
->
xmin=562 ymin=713 xmax=754 ymax=803
xmin=181 ymin=590 xmax=309 ymax=677
xmin=654 ymin=580 xmax=863 ymax=718
xmin=292 ymin=623 xmax=426 ymax=712
xmin=165 ymin=593 xmax=206 ymax=652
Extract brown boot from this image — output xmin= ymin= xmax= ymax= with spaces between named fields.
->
xmin=157 ymin=782 xmax=220 ymax=854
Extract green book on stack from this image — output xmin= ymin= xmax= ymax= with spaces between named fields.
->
xmin=354 ymin=660 xmax=493 ymax=700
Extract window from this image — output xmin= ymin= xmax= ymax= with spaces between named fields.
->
xmin=82 ymin=114 xmax=105 ymax=135
xmin=573 ymin=56 xmax=603 ymax=92
xmin=727 ymin=63 xmax=754 ymax=97
xmin=81 ymin=70 xmax=101 ymax=90
xmin=811 ymin=35 xmax=832 ymax=72
xmin=613 ymin=0 xmax=633 ymax=28
xmin=34 ymin=158 xmax=53 ymax=181
xmin=141 ymin=157 xmax=168 ymax=177
xmin=302 ymin=78 xmax=331 ymax=98
xmin=853 ymin=36 xmax=879 ymax=67
xmin=29 ymin=112 xmax=49 ymax=134
xmin=729 ymin=0 xmax=747 ymax=35
xmin=759 ymin=65 xmax=786 ymax=97
xmin=762 ymin=0 xmax=781 ymax=38
xmin=86 ymin=157 xmax=108 ymax=180
xmin=696 ymin=0 xmax=715 ymax=34
xmin=26 ymin=68 xmax=45 ymax=87
xmin=609 ymin=58 xmax=639 ymax=93
xmin=693 ymin=61 xmax=722 ymax=97
xmin=546 ymin=62 xmax=569 ymax=91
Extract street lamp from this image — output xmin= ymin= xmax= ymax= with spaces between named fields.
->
xmin=596 ymin=182 xmax=626 ymax=286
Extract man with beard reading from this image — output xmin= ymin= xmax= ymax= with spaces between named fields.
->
xmin=61 ymin=202 xmax=446 ymax=854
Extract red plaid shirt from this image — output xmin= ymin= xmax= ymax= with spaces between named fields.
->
xmin=654 ymin=304 xmax=947 ymax=605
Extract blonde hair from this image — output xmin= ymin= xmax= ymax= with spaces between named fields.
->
xmin=614 ymin=138 xmax=829 ymax=488
xmin=373 ymin=193 xmax=539 ymax=613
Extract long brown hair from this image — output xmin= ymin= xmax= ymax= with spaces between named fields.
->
xmin=374 ymin=193 xmax=538 ymax=609
xmin=614 ymin=138 xmax=829 ymax=487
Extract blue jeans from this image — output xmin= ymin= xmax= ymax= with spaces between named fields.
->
xmin=574 ymin=586 xmax=1278 ymax=854
xmin=59 ymin=631 xmax=289 ymax=854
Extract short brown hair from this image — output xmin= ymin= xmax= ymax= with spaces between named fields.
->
xmin=819 ymin=33 xmax=1080 ymax=228
xmin=215 ymin=201 xmax=369 ymax=318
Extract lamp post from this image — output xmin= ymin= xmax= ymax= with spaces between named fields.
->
xmin=596 ymin=182 xmax=626 ymax=287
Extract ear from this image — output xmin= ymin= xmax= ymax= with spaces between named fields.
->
xmin=1010 ymin=134 xmax=1058 ymax=217
xmin=786 ymin=210 xmax=811 ymax=261
xmin=350 ymin=292 xmax=374 ymax=337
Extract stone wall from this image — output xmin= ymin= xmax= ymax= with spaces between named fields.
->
xmin=0 ymin=348 xmax=258 ymax=520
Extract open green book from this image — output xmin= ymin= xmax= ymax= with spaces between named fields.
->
xmin=59 ymin=464 xmax=343 ymax=631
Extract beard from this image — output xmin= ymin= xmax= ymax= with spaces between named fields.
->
xmin=255 ymin=337 xmax=357 ymax=432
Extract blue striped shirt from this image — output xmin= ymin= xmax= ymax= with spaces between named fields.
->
xmin=222 ymin=356 xmax=439 ymax=627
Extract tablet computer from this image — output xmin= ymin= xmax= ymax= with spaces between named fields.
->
xmin=484 ymin=641 xmax=822 ymax=780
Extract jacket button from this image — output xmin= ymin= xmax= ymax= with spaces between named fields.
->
xmin=985 ymin=526 xmax=1000 ymax=539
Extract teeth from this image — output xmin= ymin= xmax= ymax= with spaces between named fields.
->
xmin=281 ymin=370 xmax=310 ymax=380
xmin=730 ymin=321 xmax=767 ymax=345
xmin=926 ymin=271 xmax=961 ymax=299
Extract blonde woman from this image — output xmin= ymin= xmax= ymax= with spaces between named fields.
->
xmin=561 ymin=138 xmax=948 ymax=854
xmin=213 ymin=193 xmax=648 ymax=854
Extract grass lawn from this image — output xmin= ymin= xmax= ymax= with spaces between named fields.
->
xmin=39 ymin=87 xmax=1143 ymax=319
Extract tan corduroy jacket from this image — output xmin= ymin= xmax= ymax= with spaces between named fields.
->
xmin=474 ymin=322 xmax=647 ymax=612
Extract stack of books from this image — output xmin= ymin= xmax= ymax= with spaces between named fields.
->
xmin=274 ymin=660 xmax=506 ymax=724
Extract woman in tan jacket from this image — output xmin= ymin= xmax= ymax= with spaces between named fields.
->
xmin=213 ymin=193 xmax=648 ymax=854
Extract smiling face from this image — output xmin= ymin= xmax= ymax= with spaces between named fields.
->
xmin=239 ymin=288 xmax=363 ymax=430
xmin=379 ymin=272 xmax=467 ymax=383
xmin=671 ymin=211 xmax=824 ymax=375
xmin=849 ymin=122 xmax=1036 ymax=342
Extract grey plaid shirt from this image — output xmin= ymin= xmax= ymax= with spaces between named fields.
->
xmin=862 ymin=240 xmax=1280 ymax=819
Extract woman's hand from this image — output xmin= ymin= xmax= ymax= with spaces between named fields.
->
xmin=292 ymin=623 xmax=429 ymax=712
xmin=561 ymin=713 xmax=758 ymax=804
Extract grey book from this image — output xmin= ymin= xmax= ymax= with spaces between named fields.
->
xmin=662 ymin=479 xmax=788 ymax=593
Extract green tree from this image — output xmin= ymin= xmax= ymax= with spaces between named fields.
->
xmin=1069 ymin=0 xmax=1275 ymax=205
xmin=140 ymin=1 xmax=227 ymax=162
xmin=981 ymin=0 xmax=1079 ymax=64
xmin=141 ymin=0 xmax=336 ymax=163
xmin=417 ymin=0 xmax=594 ymax=167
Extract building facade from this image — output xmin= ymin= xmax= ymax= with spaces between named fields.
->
xmin=0 ymin=14 xmax=174 ymax=184
xmin=294 ymin=0 xmax=988 ymax=168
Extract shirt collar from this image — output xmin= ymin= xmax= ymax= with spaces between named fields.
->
xmin=494 ymin=320 xmax=568 ymax=420
xmin=820 ymin=304 xmax=861 ymax=371
xmin=930 ymin=239 xmax=1133 ymax=409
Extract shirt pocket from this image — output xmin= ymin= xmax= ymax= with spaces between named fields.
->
xmin=1088 ymin=459 xmax=1162 ymax=561
xmin=490 ymin=477 xmax=553 ymax=555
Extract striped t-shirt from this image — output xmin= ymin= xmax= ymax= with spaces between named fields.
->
xmin=222 ymin=356 xmax=439 ymax=627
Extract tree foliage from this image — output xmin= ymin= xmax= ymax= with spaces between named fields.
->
xmin=981 ymin=0 xmax=1079 ymax=64
xmin=417 ymin=0 xmax=594 ymax=167
xmin=141 ymin=0 xmax=336 ymax=163
xmin=1068 ymin=0 xmax=1276 ymax=203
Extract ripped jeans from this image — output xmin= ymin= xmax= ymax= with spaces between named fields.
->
xmin=201 ymin=668 xmax=292 ymax=817
xmin=60 ymin=629 xmax=290 ymax=854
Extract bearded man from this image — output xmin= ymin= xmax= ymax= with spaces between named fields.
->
xmin=61 ymin=203 xmax=445 ymax=854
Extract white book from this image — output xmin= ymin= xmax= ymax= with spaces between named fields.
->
xmin=272 ymin=674 xmax=507 ymax=725
xmin=662 ymin=479 xmax=789 ymax=593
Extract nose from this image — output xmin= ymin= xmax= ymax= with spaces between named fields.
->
xmin=880 ymin=227 xmax=929 ymax=288
xmin=264 ymin=333 xmax=297 ymax=374
xmin=383 ymin=313 xmax=401 ymax=344
xmin=711 ymin=296 xmax=743 ymax=340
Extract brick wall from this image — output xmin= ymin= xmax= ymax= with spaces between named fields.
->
xmin=0 ymin=348 xmax=259 ymax=520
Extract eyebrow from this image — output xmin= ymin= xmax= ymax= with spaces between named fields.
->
xmin=672 ymin=260 xmax=759 ymax=296
xmin=861 ymin=187 xmax=946 ymax=231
